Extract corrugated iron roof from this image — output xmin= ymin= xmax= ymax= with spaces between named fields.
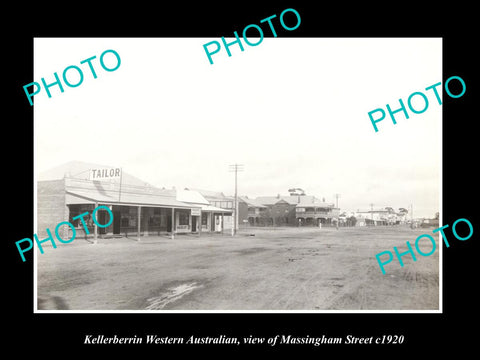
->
xmin=186 ymin=188 xmax=229 ymax=200
xmin=38 ymin=160 xmax=156 ymax=188
xmin=201 ymin=204 xmax=233 ymax=213
xmin=65 ymin=188 xmax=196 ymax=208
xmin=176 ymin=189 xmax=210 ymax=205
xmin=238 ymin=196 xmax=267 ymax=208
xmin=255 ymin=196 xmax=291 ymax=205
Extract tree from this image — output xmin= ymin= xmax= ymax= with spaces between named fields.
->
xmin=288 ymin=188 xmax=305 ymax=196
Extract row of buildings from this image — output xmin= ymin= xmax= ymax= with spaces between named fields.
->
xmin=36 ymin=161 xmax=411 ymax=240
xmin=343 ymin=208 xmax=409 ymax=227
xmin=200 ymin=191 xmax=341 ymax=228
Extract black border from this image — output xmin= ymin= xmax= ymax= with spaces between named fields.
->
xmin=7 ymin=2 xmax=477 ymax=355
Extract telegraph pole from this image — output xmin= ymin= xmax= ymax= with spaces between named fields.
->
xmin=118 ymin=167 xmax=123 ymax=203
xmin=334 ymin=193 xmax=341 ymax=208
xmin=228 ymin=164 xmax=244 ymax=235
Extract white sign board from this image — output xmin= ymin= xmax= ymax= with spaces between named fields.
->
xmin=89 ymin=168 xmax=122 ymax=181
xmin=191 ymin=208 xmax=201 ymax=216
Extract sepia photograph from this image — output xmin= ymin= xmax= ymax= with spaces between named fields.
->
xmin=33 ymin=37 xmax=442 ymax=312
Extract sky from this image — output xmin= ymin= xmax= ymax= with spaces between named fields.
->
xmin=34 ymin=38 xmax=442 ymax=218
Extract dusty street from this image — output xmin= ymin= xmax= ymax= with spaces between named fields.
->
xmin=36 ymin=226 xmax=439 ymax=311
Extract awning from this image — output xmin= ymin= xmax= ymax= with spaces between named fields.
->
xmin=65 ymin=189 xmax=197 ymax=209
xmin=200 ymin=204 xmax=233 ymax=213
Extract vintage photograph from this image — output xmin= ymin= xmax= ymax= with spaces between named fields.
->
xmin=34 ymin=38 xmax=441 ymax=311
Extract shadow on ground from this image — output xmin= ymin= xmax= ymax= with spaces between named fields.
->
xmin=38 ymin=296 xmax=70 ymax=310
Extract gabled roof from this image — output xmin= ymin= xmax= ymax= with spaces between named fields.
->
xmin=40 ymin=162 xmax=188 ymax=208
xmin=38 ymin=160 xmax=155 ymax=188
xmin=238 ymin=196 xmax=267 ymax=208
xmin=177 ymin=190 xmax=232 ymax=213
xmin=176 ymin=189 xmax=210 ymax=205
xmin=186 ymin=188 xmax=233 ymax=201
xmin=255 ymin=196 xmax=290 ymax=205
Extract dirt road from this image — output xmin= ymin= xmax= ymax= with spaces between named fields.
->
xmin=36 ymin=226 xmax=439 ymax=311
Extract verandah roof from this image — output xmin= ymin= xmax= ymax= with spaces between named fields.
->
xmin=200 ymin=204 xmax=233 ymax=214
xmin=65 ymin=189 xmax=198 ymax=209
xmin=66 ymin=190 xmax=233 ymax=214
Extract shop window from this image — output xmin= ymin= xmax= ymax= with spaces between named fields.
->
xmin=179 ymin=212 xmax=189 ymax=226
xmin=69 ymin=204 xmax=93 ymax=227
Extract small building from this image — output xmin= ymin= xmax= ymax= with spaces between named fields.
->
xmin=354 ymin=207 xmax=406 ymax=226
xmin=420 ymin=217 xmax=440 ymax=228
xmin=176 ymin=189 xmax=233 ymax=233
xmin=186 ymin=189 xmax=234 ymax=231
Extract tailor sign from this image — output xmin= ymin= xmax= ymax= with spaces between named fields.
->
xmin=89 ymin=167 xmax=122 ymax=181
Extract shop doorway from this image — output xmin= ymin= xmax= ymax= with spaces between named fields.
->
xmin=192 ymin=216 xmax=197 ymax=233
xmin=113 ymin=211 xmax=121 ymax=234
xmin=167 ymin=213 xmax=172 ymax=232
